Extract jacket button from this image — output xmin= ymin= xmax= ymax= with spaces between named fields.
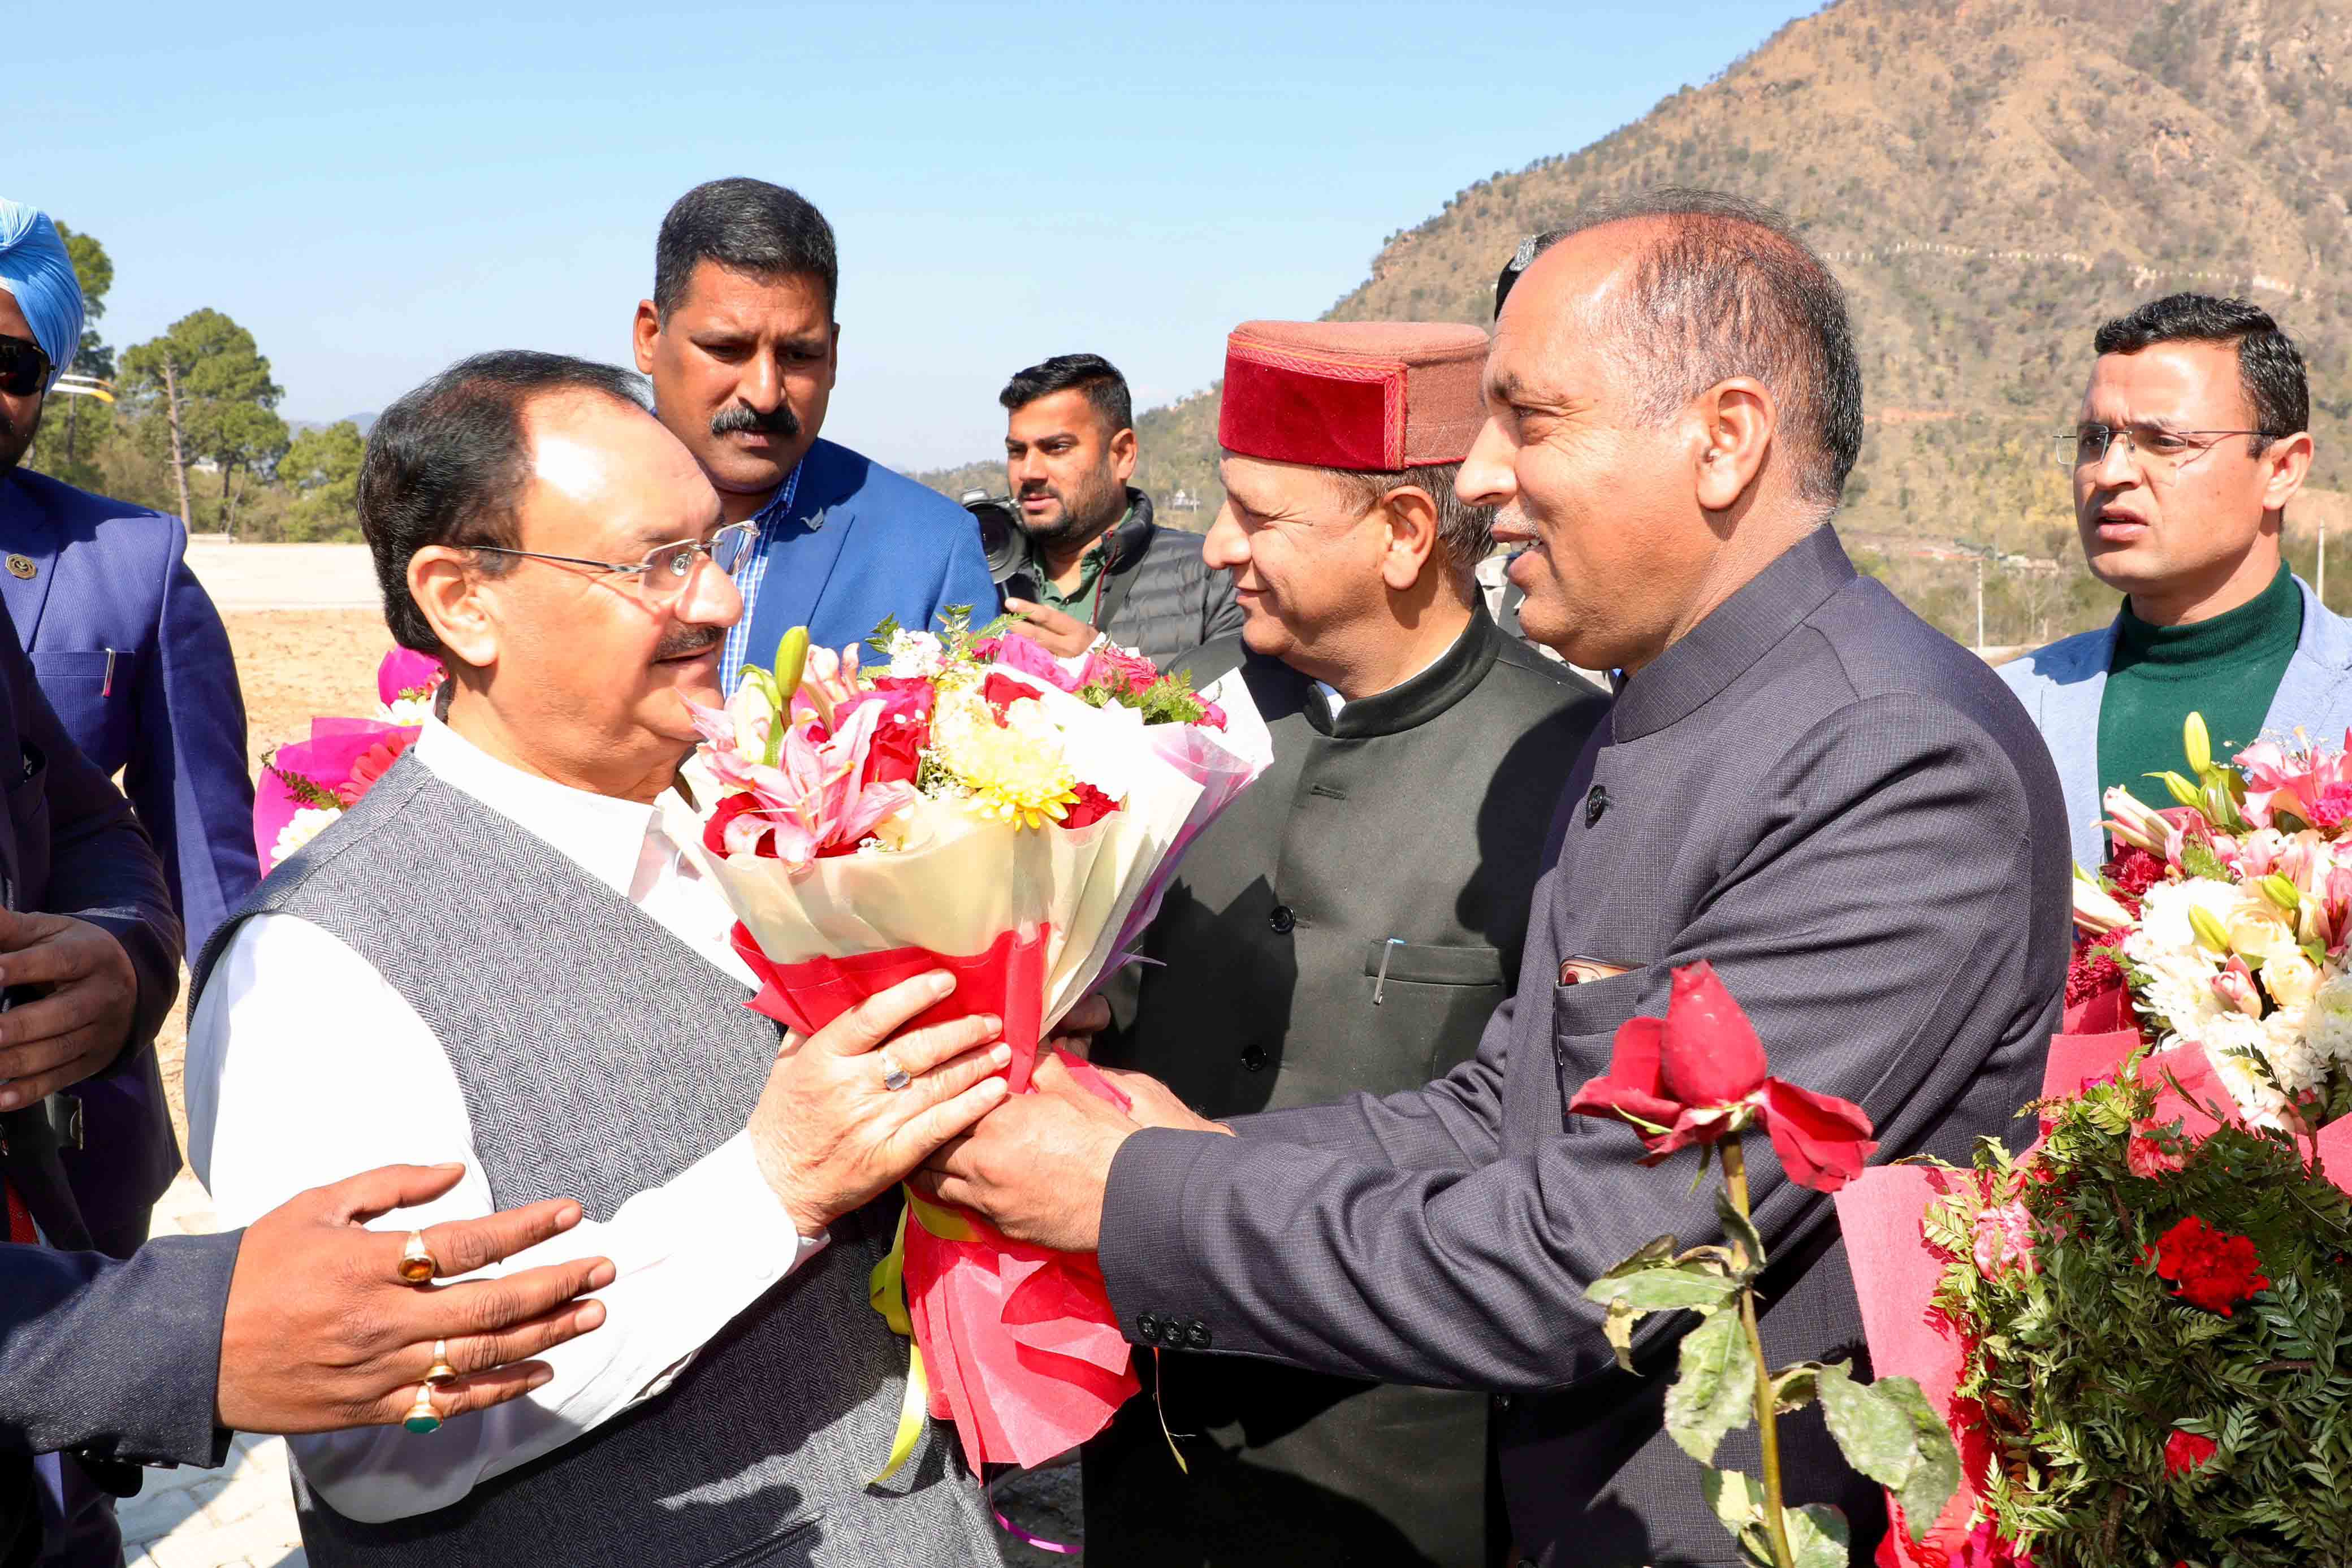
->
xmin=1135 ymin=1313 xmax=1160 ymax=1343
xmin=1185 ymin=1320 xmax=1211 ymax=1350
xmin=1240 ymin=1043 xmax=1269 ymax=1072
xmin=1267 ymin=905 xmax=1295 ymax=934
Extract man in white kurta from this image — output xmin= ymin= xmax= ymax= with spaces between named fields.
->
xmin=183 ymin=350 xmax=1009 ymax=1567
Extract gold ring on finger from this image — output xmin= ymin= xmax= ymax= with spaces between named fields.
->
xmin=403 ymin=1382 xmax=442 ymax=1435
xmin=425 ymin=1339 xmax=456 ymax=1385
xmin=879 ymin=1048 xmax=912 ymax=1093
xmin=397 ymin=1231 xmax=437 ymax=1285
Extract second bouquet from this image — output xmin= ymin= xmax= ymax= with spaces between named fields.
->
xmin=665 ymin=617 xmax=1270 ymax=1478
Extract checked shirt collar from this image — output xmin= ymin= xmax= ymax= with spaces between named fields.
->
xmin=718 ymin=458 xmax=807 ymax=692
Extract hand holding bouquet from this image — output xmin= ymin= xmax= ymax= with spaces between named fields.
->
xmin=669 ymin=617 xmax=1270 ymax=1475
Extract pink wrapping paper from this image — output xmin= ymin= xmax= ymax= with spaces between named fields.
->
xmin=253 ymin=718 xmax=417 ymax=872
xmin=729 ymin=924 xmax=1142 ymax=1470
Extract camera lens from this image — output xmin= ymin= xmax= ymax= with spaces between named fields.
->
xmin=960 ymin=491 xmax=1027 ymax=585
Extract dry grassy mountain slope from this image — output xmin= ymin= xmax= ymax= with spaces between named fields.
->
xmin=921 ymin=0 xmax=2352 ymax=642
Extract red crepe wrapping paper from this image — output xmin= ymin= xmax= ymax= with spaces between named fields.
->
xmin=1838 ymin=987 xmax=2352 ymax=1563
xmin=729 ymin=923 xmax=1143 ymax=1471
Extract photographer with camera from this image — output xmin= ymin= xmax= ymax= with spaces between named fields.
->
xmin=984 ymin=354 xmax=1239 ymax=667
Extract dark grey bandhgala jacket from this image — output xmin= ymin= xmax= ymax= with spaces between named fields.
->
xmin=1096 ymin=526 xmax=2072 ymax=1567
xmin=1087 ymin=612 xmax=1605 ymax=1566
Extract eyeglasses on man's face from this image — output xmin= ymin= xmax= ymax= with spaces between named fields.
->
xmin=0 ymin=334 xmax=52 ymax=398
xmin=2056 ymin=423 xmax=2271 ymax=478
xmin=467 ymin=519 xmax=759 ymax=598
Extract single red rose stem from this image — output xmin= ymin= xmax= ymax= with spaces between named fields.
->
xmin=1722 ymin=1136 xmax=1794 ymax=1568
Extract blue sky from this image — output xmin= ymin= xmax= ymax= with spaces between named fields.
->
xmin=20 ymin=1 xmax=1811 ymax=470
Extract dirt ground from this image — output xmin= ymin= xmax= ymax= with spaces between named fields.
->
xmin=153 ymin=610 xmax=389 ymax=1160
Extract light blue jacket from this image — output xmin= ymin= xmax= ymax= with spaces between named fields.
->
xmin=1999 ymin=575 xmax=2352 ymax=868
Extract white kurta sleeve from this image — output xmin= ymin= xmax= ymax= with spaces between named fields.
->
xmin=185 ymin=912 xmax=826 ymax=1523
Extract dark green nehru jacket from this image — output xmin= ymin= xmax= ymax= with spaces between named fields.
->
xmin=2098 ymin=564 xmax=2301 ymax=806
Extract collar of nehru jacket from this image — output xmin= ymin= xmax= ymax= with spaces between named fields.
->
xmin=414 ymin=715 xmax=673 ymax=903
xmin=1609 ymin=524 xmax=1857 ymax=744
xmin=0 ymin=201 xmax=83 ymax=391
xmin=1296 ymin=607 xmax=1501 ymax=742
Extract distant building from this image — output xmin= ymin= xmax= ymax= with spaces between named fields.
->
xmin=1166 ymin=487 xmax=1200 ymax=512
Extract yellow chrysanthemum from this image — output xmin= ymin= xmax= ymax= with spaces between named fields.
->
xmin=929 ymin=687 xmax=1079 ymax=830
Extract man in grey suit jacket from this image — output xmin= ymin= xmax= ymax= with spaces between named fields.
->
xmin=1999 ymin=293 xmax=2349 ymax=868
xmin=928 ymin=192 xmax=2071 ymax=1566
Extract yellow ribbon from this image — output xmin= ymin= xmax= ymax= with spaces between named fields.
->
xmin=866 ymin=1187 xmax=980 ymax=1484
xmin=867 ymin=1205 xmax=929 ymax=1484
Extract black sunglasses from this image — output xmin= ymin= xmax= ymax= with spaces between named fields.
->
xmin=0 ymin=335 xmax=50 ymax=397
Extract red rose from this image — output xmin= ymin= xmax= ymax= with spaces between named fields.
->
xmin=703 ymin=792 xmax=780 ymax=859
xmin=845 ymin=680 xmax=932 ymax=785
xmin=2163 ymin=1428 xmax=2218 ymax=1477
xmin=1566 ymin=961 xmax=1878 ymax=1191
xmin=1196 ymin=699 xmax=1227 ymax=731
xmin=981 ymin=672 xmax=1044 ymax=724
xmin=2150 ymin=1215 xmax=2269 ymax=1315
xmin=1060 ymin=781 xmax=1121 ymax=829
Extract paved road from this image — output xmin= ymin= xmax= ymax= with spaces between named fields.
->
xmin=183 ymin=542 xmax=379 ymax=614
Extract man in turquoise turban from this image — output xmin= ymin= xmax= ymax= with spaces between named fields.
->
xmin=0 ymin=201 xmax=83 ymax=464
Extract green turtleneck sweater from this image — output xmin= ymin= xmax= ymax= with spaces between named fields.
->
xmin=2099 ymin=564 xmax=2302 ymax=805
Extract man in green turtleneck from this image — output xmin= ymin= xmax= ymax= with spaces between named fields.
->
xmin=2001 ymin=293 xmax=2352 ymax=868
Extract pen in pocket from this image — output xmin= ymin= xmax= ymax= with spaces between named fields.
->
xmin=101 ymin=648 xmax=115 ymax=698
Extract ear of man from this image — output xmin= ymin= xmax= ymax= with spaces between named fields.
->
xmin=1109 ymin=426 xmax=1139 ymax=486
xmin=630 ymin=300 xmax=660 ymax=375
xmin=1688 ymin=378 xmax=1780 ymax=516
xmin=2261 ymin=430 xmax=2315 ymax=515
xmin=408 ymin=548 xmax=502 ymax=672
xmin=1376 ymin=483 xmax=1443 ymax=595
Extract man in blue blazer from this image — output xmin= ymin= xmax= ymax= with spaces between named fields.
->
xmin=0 ymin=200 xmax=257 ymax=1263
xmin=633 ymin=178 xmax=997 ymax=689
xmin=2000 ymin=294 xmax=2352 ymax=869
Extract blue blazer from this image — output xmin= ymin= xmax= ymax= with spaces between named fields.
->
xmin=737 ymin=438 xmax=1000 ymax=672
xmin=0 ymin=579 xmax=183 ymax=1561
xmin=1999 ymin=574 xmax=2352 ymax=868
xmin=0 ymin=468 xmax=254 ymax=1245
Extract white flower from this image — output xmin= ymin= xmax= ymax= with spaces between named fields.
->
xmin=376 ymin=695 xmax=435 ymax=726
xmin=2260 ymin=948 xmax=2321 ymax=1012
xmin=885 ymin=630 xmax=945 ymax=680
xmin=273 ymin=806 xmax=341 ymax=864
xmin=2133 ymin=877 xmax=2260 ymax=960
xmin=2303 ymin=973 xmax=2352 ymax=1070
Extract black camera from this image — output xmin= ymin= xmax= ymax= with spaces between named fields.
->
xmin=959 ymin=489 xmax=1029 ymax=585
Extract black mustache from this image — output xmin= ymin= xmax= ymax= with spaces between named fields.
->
xmin=710 ymin=402 xmax=801 ymax=440
xmin=654 ymin=627 xmax=724 ymax=661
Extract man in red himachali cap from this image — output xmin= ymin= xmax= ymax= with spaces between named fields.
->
xmin=1080 ymin=319 xmax=1607 ymax=1567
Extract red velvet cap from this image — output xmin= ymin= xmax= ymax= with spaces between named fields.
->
xmin=1218 ymin=320 xmax=1490 ymax=472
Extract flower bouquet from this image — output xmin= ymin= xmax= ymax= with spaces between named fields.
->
xmin=667 ymin=618 xmax=1271 ymax=1478
xmin=253 ymin=647 xmax=444 ymax=872
xmin=1836 ymin=714 xmax=2352 ymax=1565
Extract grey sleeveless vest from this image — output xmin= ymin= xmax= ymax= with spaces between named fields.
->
xmin=191 ymin=753 xmax=1000 ymax=1568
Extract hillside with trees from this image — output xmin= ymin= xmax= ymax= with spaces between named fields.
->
xmin=923 ymin=0 xmax=2352 ymax=648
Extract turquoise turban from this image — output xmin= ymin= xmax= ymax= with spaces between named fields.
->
xmin=0 ymin=200 xmax=85 ymax=389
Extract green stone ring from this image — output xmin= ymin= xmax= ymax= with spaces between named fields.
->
xmin=403 ymin=1385 xmax=442 ymax=1435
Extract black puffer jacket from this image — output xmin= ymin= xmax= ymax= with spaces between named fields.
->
xmin=1005 ymin=490 xmax=1243 ymax=669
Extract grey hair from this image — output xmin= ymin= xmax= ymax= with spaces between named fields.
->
xmin=1322 ymin=461 xmax=1492 ymax=592
xmin=1523 ymin=188 xmax=1863 ymax=506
